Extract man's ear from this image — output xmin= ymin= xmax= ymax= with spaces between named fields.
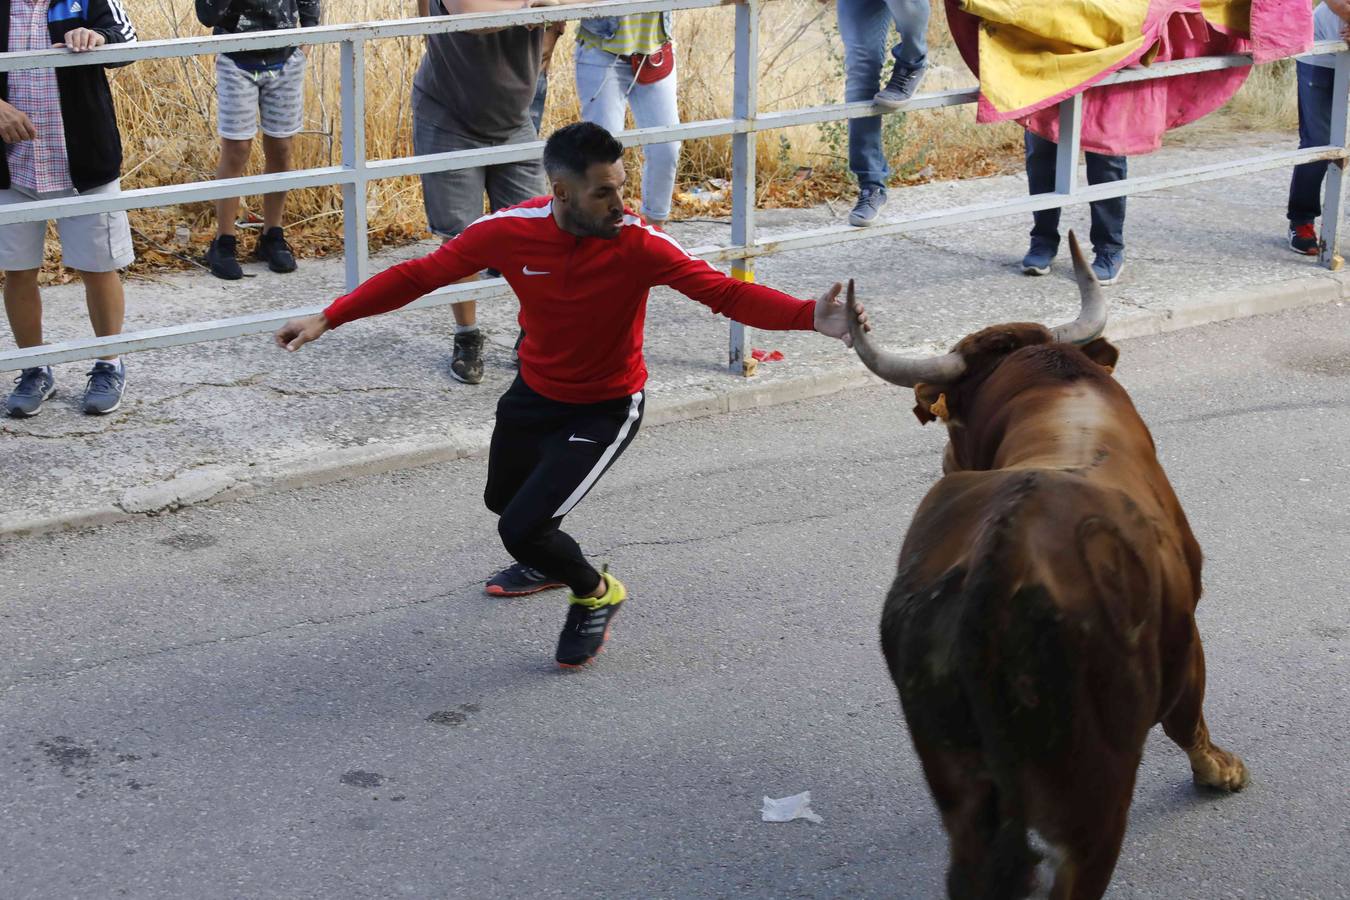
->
xmin=550 ymin=175 xmax=570 ymax=205
xmin=912 ymin=382 xmax=949 ymax=425
xmin=1080 ymin=337 xmax=1120 ymax=373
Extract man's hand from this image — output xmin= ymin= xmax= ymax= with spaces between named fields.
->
xmin=813 ymin=281 xmax=869 ymax=347
xmin=0 ymin=100 xmax=36 ymax=143
xmin=54 ymin=28 xmax=106 ymax=52
xmin=275 ymin=313 xmax=330 ymax=351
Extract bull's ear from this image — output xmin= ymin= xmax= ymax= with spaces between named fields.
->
xmin=913 ymin=383 xmax=946 ymax=425
xmin=1081 ymin=338 xmax=1120 ymax=373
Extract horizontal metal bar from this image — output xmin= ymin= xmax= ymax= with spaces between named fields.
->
xmin=0 ymin=0 xmax=729 ymax=72
xmin=6 ymin=144 xmax=1342 ymax=372
xmin=708 ymin=146 xmax=1348 ymax=262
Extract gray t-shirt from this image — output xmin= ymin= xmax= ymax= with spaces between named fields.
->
xmin=412 ymin=0 xmax=542 ymax=141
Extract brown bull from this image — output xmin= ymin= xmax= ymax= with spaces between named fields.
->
xmin=848 ymin=234 xmax=1248 ymax=900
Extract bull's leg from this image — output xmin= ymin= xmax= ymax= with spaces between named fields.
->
xmin=1161 ymin=625 xmax=1250 ymax=791
xmin=913 ymin=748 xmax=1006 ymax=900
xmin=1047 ymin=801 xmax=1130 ymax=900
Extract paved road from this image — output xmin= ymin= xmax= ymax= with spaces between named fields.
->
xmin=2 ymin=304 xmax=1347 ymax=899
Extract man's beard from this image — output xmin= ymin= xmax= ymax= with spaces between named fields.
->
xmin=561 ymin=205 xmax=622 ymax=239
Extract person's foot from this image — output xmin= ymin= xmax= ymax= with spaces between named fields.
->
xmin=1090 ymin=249 xmax=1125 ymax=286
xmin=486 ymin=562 xmax=565 ymax=597
xmin=1021 ymin=237 xmax=1058 ymax=276
xmin=1289 ymin=222 xmax=1319 ymax=256
xmin=874 ymin=63 xmax=927 ymax=110
xmin=255 ymin=226 xmax=298 ymax=273
xmin=206 ymin=235 xmax=243 ymax=280
xmin=556 ymin=570 xmax=626 ymax=668
xmin=451 ymin=329 xmax=485 ymax=385
xmin=5 ymin=365 xmax=56 ymax=418
xmin=82 ymin=360 xmax=126 ymax=415
xmin=848 ymin=186 xmax=887 ymax=228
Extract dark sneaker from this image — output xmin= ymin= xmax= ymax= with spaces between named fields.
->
xmin=206 ymin=235 xmax=243 ymax=280
xmin=1289 ymin=222 xmax=1319 ymax=256
xmin=848 ymin=186 xmax=888 ymax=228
xmin=5 ymin=365 xmax=55 ymax=418
xmin=255 ymin=226 xmax=298 ymax=273
xmin=556 ymin=571 xmax=627 ymax=668
xmin=451 ymin=329 xmax=485 ymax=385
xmin=874 ymin=63 xmax=927 ymax=109
xmin=82 ymin=360 xmax=125 ymax=415
xmin=486 ymin=562 xmax=564 ymax=597
xmin=1021 ymin=237 xmax=1058 ymax=276
xmin=1090 ymin=250 xmax=1125 ymax=286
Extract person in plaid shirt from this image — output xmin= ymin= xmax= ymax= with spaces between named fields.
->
xmin=0 ymin=0 xmax=137 ymax=417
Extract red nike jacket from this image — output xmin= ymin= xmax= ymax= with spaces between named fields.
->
xmin=322 ymin=197 xmax=817 ymax=404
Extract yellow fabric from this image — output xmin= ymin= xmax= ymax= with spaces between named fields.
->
xmin=962 ymin=0 xmax=1150 ymax=113
xmin=579 ymin=13 xmax=669 ymax=57
xmin=569 ymin=571 xmax=626 ymax=609
xmin=1202 ymin=0 xmax=1250 ymax=32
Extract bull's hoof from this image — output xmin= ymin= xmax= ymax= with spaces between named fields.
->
xmin=1191 ymin=746 xmax=1250 ymax=793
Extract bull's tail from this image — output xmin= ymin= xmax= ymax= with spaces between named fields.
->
xmin=952 ymin=476 xmax=1059 ymax=900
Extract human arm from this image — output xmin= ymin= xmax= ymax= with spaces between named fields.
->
xmin=274 ymin=229 xmax=493 ymax=350
xmin=195 ymin=0 xmax=234 ymax=28
xmin=541 ymin=20 xmax=567 ymax=72
xmin=0 ymin=100 xmax=37 ymax=143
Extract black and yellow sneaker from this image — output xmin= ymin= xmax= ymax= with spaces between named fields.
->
xmin=555 ymin=570 xmax=626 ymax=668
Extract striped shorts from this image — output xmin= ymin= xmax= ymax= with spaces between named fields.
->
xmin=215 ymin=51 xmax=307 ymax=141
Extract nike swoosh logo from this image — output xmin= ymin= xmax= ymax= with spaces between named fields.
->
xmin=522 ymin=266 xmax=550 ymax=276
xmin=568 ymin=435 xmax=598 ymax=443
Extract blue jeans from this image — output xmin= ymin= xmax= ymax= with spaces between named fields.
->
xmin=574 ymin=42 xmax=681 ymax=221
xmin=836 ymin=0 xmax=930 ymax=188
xmin=1289 ymin=60 xmax=1334 ymax=225
xmin=1025 ymin=131 xmax=1127 ymax=255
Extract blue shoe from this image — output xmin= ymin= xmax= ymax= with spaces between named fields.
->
xmin=874 ymin=63 xmax=927 ymax=109
xmin=5 ymin=365 xmax=56 ymax=418
xmin=1090 ymin=250 xmax=1125 ymax=286
xmin=82 ymin=360 xmax=125 ymax=415
xmin=1020 ymin=238 xmax=1058 ymax=276
xmin=848 ymin=186 xmax=888 ymax=227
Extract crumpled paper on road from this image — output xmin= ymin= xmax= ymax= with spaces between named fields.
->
xmin=761 ymin=791 xmax=823 ymax=824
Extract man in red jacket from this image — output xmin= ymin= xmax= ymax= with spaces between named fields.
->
xmin=276 ymin=122 xmax=869 ymax=668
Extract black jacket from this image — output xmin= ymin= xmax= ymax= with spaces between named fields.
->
xmin=196 ymin=0 xmax=321 ymax=69
xmin=0 ymin=0 xmax=137 ymax=193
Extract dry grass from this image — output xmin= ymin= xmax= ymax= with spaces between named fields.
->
xmin=91 ymin=1 xmax=1293 ymax=276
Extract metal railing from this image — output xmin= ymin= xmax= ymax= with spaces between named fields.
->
xmin=0 ymin=2 xmax=1346 ymax=375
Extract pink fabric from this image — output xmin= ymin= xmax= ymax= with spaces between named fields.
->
xmin=5 ymin=0 xmax=73 ymax=193
xmin=945 ymin=0 xmax=1313 ymax=156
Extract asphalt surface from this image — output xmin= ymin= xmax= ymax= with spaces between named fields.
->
xmin=1 ymin=303 xmax=1347 ymax=899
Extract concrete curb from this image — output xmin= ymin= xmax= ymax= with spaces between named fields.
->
xmin=2 ymin=273 xmax=1345 ymax=541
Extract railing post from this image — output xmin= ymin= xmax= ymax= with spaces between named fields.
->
xmin=341 ymin=38 xmax=370 ymax=290
xmin=1055 ymin=93 xmax=1083 ymax=197
xmin=728 ymin=0 xmax=759 ymax=376
xmin=1320 ymin=49 xmax=1350 ymax=271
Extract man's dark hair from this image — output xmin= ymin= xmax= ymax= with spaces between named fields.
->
xmin=543 ymin=122 xmax=624 ymax=181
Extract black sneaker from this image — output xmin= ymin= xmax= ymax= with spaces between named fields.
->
xmin=255 ymin=226 xmax=298 ymax=273
xmin=486 ymin=562 xmax=564 ymax=597
xmin=205 ymin=235 xmax=243 ymax=280
xmin=555 ymin=571 xmax=627 ymax=668
xmin=451 ymin=329 xmax=485 ymax=385
xmin=874 ymin=63 xmax=927 ymax=110
xmin=5 ymin=365 xmax=56 ymax=417
xmin=1289 ymin=222 xmax=1319 ymax=256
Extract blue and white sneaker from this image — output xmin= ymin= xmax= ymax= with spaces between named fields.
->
xmin=848 ymin=186 xmax=888 ymax=227
xmin=1090 ymin=250 xmax=1125 ymax=286
xmin=5 ymin=365 xmax=56 ymax=418
xmin=1021 ymin=238 xmax=1058 ymax=276
xmin=82 ymin=360 xmax=126 ymax=415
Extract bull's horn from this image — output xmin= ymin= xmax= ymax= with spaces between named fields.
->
xmin=846 ymin=279 xmax=967 ymax=388
xmin=1049 ymin=231 xmax=1108 ymax=345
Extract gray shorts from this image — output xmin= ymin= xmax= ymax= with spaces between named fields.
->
xmin=0 ymin=180 xmax=134 ymax=273
xmin=411 ymin=102 xmax=545 ymax=239
xmin=216 ymin=51 xmax=307 ymax=141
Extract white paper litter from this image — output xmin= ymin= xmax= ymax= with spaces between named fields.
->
xmin=760 ymin=791 xmax=823 ymax=824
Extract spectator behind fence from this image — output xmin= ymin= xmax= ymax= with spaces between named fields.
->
xmin=411 ymin=0 xmax=590 ymax=386
xmin=574 ymin=12 xmax=681 ymax=229
xmin=1287 ymin=0 xmax=1350 ymax=256
xmin=1019 ymin=129 xmax=1128 ymax=286
xmin=1 ymin=0 xmax=137 ymax=418
xmin=530 ymin=21 xmax=568 ymax=135
xmin=821 ymin=0 xmax=930 ymax=227
xmin=196 ymin=0 xmax=321 ymax=281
